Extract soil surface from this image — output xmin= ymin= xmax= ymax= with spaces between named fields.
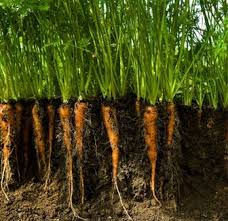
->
xmin=0 ymin=100 xmax=227 ymax=220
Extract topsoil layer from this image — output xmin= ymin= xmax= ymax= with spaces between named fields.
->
xmin=0 ymin=100 xmax=227 ymax=221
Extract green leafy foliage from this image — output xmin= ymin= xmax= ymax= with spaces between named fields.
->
xmin=0 ymin=0 xmax=226 ymax=109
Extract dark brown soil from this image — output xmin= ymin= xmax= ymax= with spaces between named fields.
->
xmin=0 ymin=100 xmax=227 ymax=221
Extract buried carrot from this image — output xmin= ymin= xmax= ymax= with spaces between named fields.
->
xmin=32 ymin=102 xmax=46 ymax=177
xmin=167 ymin=102 xmax=176 ymax=146
xmin=59 ymin=104 xmax=74 ymax=213
xmin=74 ymin=101 xmax=88 ymax=204
xmin=15 ymin=102 xmax=23 ymax=181
xmin=0 ymin=104 xmax=2 ymax=130
xmin=0 ymin=104 xmax=14 ymax=201
xmin=101 ymin=104 xmax=132 ymax=220
xmin=101 ymin=104 xmax=119 ymax=181
xmin=143 ymin=105 xmax=161 ymax=207
xmin=59 ymin=104 xmax=86 ymax=220
xmin=44 ymin=103 xmax=55 ymax=189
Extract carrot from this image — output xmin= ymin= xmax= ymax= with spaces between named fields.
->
xmin=143 ymin=105 xmax=161 ymax=207
xmin=59 ymin=104 xmax=74 ymax=210
xmin=0 ymin=103 xmax=14 ymax=201
xmin=167 ymin=102 xmax=176 ymax=146
xmin=32 ymin=102 xmax=46 ymax=177
xmin=0 ymin=104 xmax=3 ymax=136
xmin=101 ymin=104 xmax=132 ymax=220
xmin=59 ymin=104 xmax=85 ymax=220
xmin=44 ymin=103 xmax=55 ymax=189
xmin=101 ymin=104 xmax=119 ymax=181
xmin=15 ymin=102 xmax=23 ymax=181
xmin=23 ymin=106 xmax=31 ymax=177
xmin=74 ymin=101 xmax=88 ymax=204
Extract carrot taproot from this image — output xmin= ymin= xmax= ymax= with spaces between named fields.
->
xmin=101 ymin=104 xmax=119 ymax=181
xmin=143 ymin=105 xmax=161 ymax=207
xmin=59 ymin=104 xmax=85 ymax=220
xmin=1 ymin=104 xmax=15 ymax=140
xmin=44 ymin=103 xmax=55 ymax=189
xmin=74 ymin=101 xmax=88 ymax=204
xmin=167 ymin=102 xmax=176 ymax=146
xmin=0 ymin=104 xmax=3 ymax=135
xmin=101 ymin=104 xmax=132 ymax=220
xmin=32 ymin=102 xmax=46 ymax=177
xmin=59 ymin=104 xmax=74 ymax=209
xmin=0 ymin=104 xmax=14 ymax=201
xmin=15 ymin=102 xmax=23 ymax=181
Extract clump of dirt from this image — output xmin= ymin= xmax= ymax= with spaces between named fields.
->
xmin=0 ymin=99 xmax=227 ymax=220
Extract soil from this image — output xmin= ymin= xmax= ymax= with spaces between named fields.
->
xmin=0 ymin=99 xmax=227 ymax=221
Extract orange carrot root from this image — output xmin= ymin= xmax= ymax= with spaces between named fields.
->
xmin=167 ymin=102 xmax=176 ymax=146
xmin=0 ymin=104 xmax=3 ymax=137
xmin=59 ymin=104 xmax=85 ymax=220
xmin=32 ymin=102 xmax=46 ymax=176
xmin=143 ymin=105 xmax=161 ymax=207
xmin=74 ymin=101 xmax=88 ymax=204
xmin=15 ymin=103 xmax=23 ymax=181
xmin=44 ymin=103 xmax=55 ymax=189
xmin=59 ymin=105 xmax=73 ymax=205
xmin=101 ymin=104 xmax=132 ymax=220
xmin=0 ymin=104 xmax=14 ymax=201
xmin=101 ymin=104 xmax=119 ymax=181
